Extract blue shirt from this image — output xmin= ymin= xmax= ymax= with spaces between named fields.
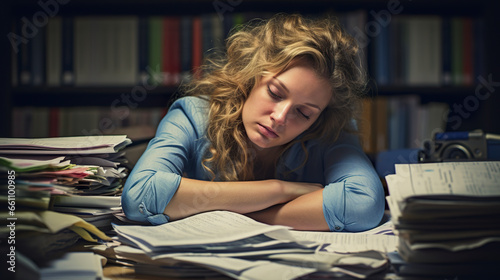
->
xmin=122 ymin=96 xmax=385 ymax=232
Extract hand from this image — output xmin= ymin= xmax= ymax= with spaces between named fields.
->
xmin=246 ymin=181 xmax=328 ymax=230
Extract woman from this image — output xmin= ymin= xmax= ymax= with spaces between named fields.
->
xmin=122 ymin=14 xmax=384 ymax=232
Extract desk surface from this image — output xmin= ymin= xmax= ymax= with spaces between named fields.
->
xmin=104 ymin=264 xmax=165 ymax=280
xmin=104 ymin=265 xmax=148 ymax=280
xmin=103 ymin=264 xmax=231 ymax=280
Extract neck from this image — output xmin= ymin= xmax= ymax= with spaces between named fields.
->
xmin=250 ymin=144 xmax=283 ymax=180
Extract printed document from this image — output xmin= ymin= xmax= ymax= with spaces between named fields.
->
xmin=113 ymin=211 xmax=295 ymax=250
xmin=386 ymin=161 xmax=500 ymax=200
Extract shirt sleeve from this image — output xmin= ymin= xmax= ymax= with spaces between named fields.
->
xmin=321 ymin=132 xmax=385 ymax=232
xmin=121 ymin=97 xmax=206 ymax=225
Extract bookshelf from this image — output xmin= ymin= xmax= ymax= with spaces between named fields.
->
xmin=2 ymin=0 xmax=499 ymax=150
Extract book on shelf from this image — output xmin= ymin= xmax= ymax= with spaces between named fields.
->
xmin=359 ymin=95 xmax=449 ymax=154
xmin=62 ymin=16 xmax=75 ymax=86
xmin=11 ymin=11 xmax=373 ymax=88
xmin=405 ymin=16 xmax=442 ymax=86
xmin=73 ymin=16 xmax=139 ymax=86
xmin=191 ymin=16 xmax=203 ymax=77
xmin=370 ymin=15 xmax=484 ymax=87
xmin=340 ymin=10 xmax=368 ymax=73
xmin=441 ymin=16 xmax=452 ymax=85
xmin=147 ymin=16 xmax=163 ymax=86
xmin=162 ymin=16 xmax=181 ymax=86
xmin=374 ymin=96 xmax=389 ymax=153
xmin=14 ymin=12 xmax=481 ymax=101
xmin=360 ymin=98 xmax=375 ymax=153
xmin=46 ymin=17 xmax=62 ymax=86
xmin=180 ymin=16 xmax=193 ymax=82
xmin=11 ymin=13 xmax=231 ymax=88
xmin=372 ymin=14 xmax=390 ymax=86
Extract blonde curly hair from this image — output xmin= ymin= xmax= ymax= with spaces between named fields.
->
xmin=182 ymin=13 xmax=367 ymax=181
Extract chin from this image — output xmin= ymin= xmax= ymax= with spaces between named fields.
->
xmin=251 ymin=141 xmax=270 ymax=150
xmin=247 ymin=130 xmax=283 ymax=150
xmin=254 ymin=140 xmax=283 ymax=151
xmin=248 ymin=137 xmax=271 ymax=150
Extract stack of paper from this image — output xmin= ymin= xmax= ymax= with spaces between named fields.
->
xmin=108 ymin=211 xmax=390 ymax=279
xmin=40 ymin=252 xmax=105 ymax=280
xmin=385 ymin=161 xmax=500 ymax=277
xmin=51 ymin=195 xmax=122 ymax=230
xmin=0 ymin=135 xmax=131 ymax=224
xmin=0 ymin=135 xmax=130 ymax=271
xmin=0 ymin=135 xmax=131 ymax=154
xmin=0 ymin=135 xmax=131 ymax=195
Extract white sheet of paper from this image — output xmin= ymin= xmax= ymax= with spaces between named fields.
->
xmin=240 ymin=261 xmax=315 ymax=280
xmin=0 ymin=135 xmax=131 ymax=154
xmin=112 ymin=211 xmax=292 ymax=248
xmin=172 ymin=255 xmax=264 ymax=274
xmin=289 ymin=231 xmax=398 ymax=253
xmin=170 ymin=255 xmax=316 ymax=280
xmin=289 ymin=219 xmax=397 ymax=253
xmin=392 ymin=161 xmax=500 ymax=198
xmin=40 ymin=252 xmax=102 ymax=280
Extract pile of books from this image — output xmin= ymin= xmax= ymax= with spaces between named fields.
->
xmin=0 ymin=135 xmax=131 ymax=268
xmin=385 ymin=161 xmax=500 ymax=278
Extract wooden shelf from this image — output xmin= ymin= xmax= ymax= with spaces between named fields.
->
xmin=12 ymin=86 xmax=179 ymax=107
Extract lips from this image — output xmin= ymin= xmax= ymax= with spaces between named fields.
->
xmin=258 ymin=124 xmax=279 ymax=138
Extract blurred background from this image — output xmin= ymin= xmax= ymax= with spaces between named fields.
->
xmin=2 ymin=0 xmax=499 ymax=162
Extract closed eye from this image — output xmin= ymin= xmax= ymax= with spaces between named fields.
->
xmin=297 ymin=108 xmax=310 ymax=120
xmin=268 ymin=85 xmax=312 ymax=120
xmin=267 ymin=85 xmax=282 ymax=100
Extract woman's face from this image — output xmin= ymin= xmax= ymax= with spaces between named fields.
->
xmin=242 ymin=60 xmax=332 ymax=151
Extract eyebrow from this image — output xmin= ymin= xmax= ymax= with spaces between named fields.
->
xmin=305 ymin=102 xmax=322 ymax=111
xmin=272 ymin=77 xmax=322 ymax=111
xmin=272 ymin=77 xmax=290 ymax=93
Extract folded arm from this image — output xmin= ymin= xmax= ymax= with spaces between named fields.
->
xmin=247 ymin=132 xmax=385 ymax=232
xmin=163 ymin=178 xmax=322 ymax=221
xmin=246 ymin=187 xmax=329 ymax=231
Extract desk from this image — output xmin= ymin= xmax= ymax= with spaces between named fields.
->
xmin=103 ymin=264 xmax=164 ymax=280
xmin=103 ymin=263 xmax=231 ymax=280
xmin=104 ymin=265 xmax=149 ymax=280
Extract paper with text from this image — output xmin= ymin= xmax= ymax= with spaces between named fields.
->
xmin=113 ymin=211 xmax=293 ymax=249
xmin=290 ymin=231 xmax=397 ymax=253
xmin=0 ymin=135 xmax=131 ymax=154
xmin=387 ymin=161 xmax=500 ymax=200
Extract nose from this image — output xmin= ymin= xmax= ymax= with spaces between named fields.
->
xmin=271 ymin=102 xmax=291 ymax=125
